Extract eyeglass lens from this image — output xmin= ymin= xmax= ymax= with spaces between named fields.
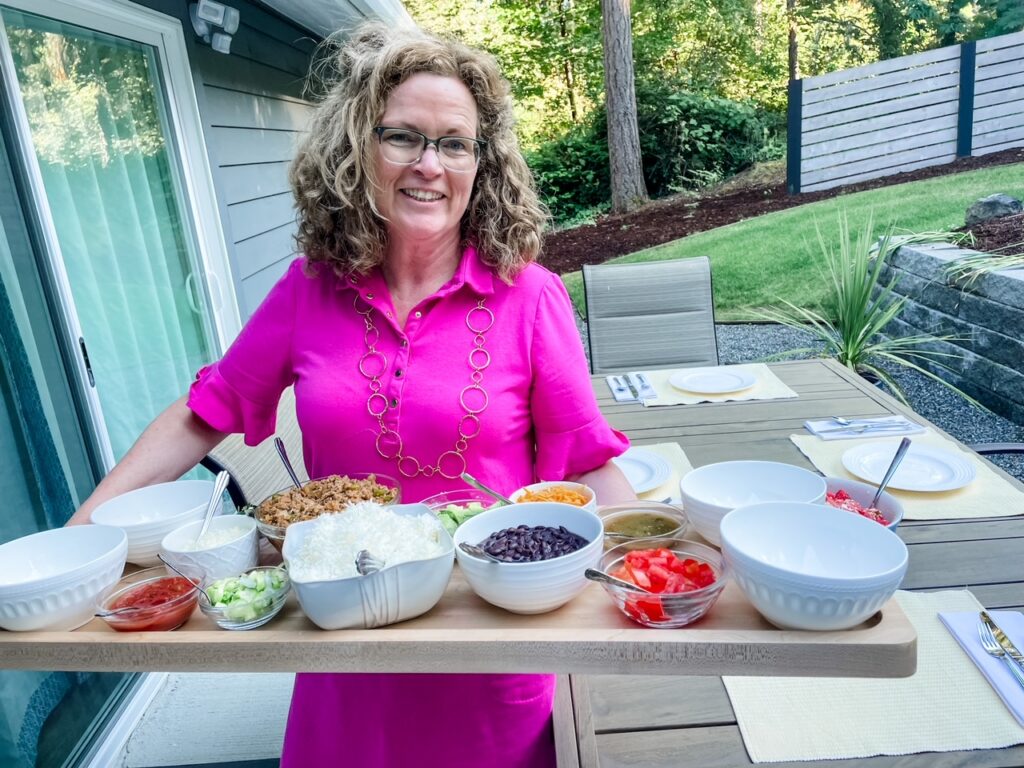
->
xmin=377 ymin=128 xmax=480 ymax=172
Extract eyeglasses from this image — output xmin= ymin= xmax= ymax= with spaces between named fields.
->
xmin=374 ymin=126 xmax=486 ymax=173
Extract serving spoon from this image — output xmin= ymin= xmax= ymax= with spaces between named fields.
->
xmin=584 ymin=568 xmax=650 ymax=593
xmin=460 ymin=472 xmax=513 ymax=506
xmin=193 ymin=470 xmax=231 ymax=548
xmin=458 ymin=542 xmax=505 ymax=563
xmin=870 ymin=437 xmax=912 ymax=508
xmin=274 ymin=437 xmax=303 ymax=491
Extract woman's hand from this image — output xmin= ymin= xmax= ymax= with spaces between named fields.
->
xmin=569 ymin=459 xmax=635 ymax=506
xmin=67 ymin=396 xmax=229 ymax=526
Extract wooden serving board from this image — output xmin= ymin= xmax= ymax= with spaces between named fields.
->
xmin=0 ymin=568 xmax=916 ymax=677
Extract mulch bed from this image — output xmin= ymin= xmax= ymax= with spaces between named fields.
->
xmin=540 ymin=147 xmax=1024 ymax=275
xmin=956 ymin=212 xmax=1024 ymax=257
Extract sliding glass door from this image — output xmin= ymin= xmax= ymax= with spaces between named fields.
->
xmin=0 ymin=5 xmax=222 ymax=465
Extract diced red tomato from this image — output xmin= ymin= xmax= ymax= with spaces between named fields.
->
xmin=611 ymin=549 xmax=717 ymax=596
xmin=826 ymin=489 xmax=887 ymax=524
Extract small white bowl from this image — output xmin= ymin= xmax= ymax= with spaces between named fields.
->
xmin=0 ymin=525 xmax=127 ymax=631
xmin=282 ymin=503 xmax=454 ymax=630
xmin=160 ymin=516 xmax=259 ymax=583
xmin=825 ymin=477 xmax=904 ymax=530
xmin=680 ymin=461 xmax=827 ymax=546
xmin=452 ymin=502 xmax=603 ymax=614
xmin=720 ymin=501 xmax=908 ymax=631
xmin=510 ymin=481 xmax=598 ymax=513
xmin=91 ymin=480 xmax=223 ymax=566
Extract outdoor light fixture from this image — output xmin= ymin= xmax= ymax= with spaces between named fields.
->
xmin=189 ymin=0 xmax=240 ymax=54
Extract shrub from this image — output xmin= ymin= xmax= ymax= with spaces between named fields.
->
xmin=526 ymin=83 xmax=779 ymax=224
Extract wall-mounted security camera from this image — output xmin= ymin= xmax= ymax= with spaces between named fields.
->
xmin=189 ymin=0 xmax=239 ymax=55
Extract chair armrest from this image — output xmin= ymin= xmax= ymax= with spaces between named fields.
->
xmin=199 ymin=455 xmax=247 ymax=508
xmin=968 ymin=443 xmax=1024 ymax=456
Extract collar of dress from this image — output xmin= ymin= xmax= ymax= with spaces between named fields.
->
xmin=335 ymin=243 xmax=496 ymax=301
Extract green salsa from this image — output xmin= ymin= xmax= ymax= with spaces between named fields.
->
xmin=604 ymin=513 xmax=679 ymax=538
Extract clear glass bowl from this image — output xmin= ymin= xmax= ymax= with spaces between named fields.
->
xmin=599 ymin=501 xmax=689 ymax=550
xmin=197 ymin=565 xmax=291 ymax=630
xmin=96 ymin=565 xmax=201 ymax=632
xmin=251 ymin=473 xmax=402 ymax=551
xmin=597 ymin=538 xmax=728 ymax=628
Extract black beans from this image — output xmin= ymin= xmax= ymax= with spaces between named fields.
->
xmin=477 ymin=525 xmax=589 ymax=562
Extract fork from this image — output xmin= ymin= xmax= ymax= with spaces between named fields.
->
xmin=978 ymin=618 xmax=1024 ymax=690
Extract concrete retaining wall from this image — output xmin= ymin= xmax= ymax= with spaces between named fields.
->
xmin=882 ymin=243 xmax=1024 ymax=423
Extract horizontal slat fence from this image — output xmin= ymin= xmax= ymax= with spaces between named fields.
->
xmin=788 ymin=30 xmax=1024 ymax=193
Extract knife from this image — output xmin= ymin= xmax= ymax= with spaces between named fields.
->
xmin=620 ymin=375 xmax=640 ymax=400
xmin=815 ymin=421 xmax=913 ymax=434
xmin=981 ymin=611 xmax=1024 ymax=672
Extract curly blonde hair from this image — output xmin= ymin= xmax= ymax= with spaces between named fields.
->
xmin=289 ymin=23 xmax=547 ymax=282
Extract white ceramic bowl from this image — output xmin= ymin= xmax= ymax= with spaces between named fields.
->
xmin=160 ymin=516 xmax=259 ymax=582
xmin=282 ymin=503 xmax=454 ymax=630
xmin=511 ymin=481 xmax=598 ymax=513
xmin=0 ymin=525 xmax=127 ymax=631
xmin=452 ymin=502 xmax=604 ymax=614
xmin=720 ymin=501 xmax=908 ymax=631
xmin=91 ymin=480 xmax=223 ymax=566
xmin=825 ymin=477 xmax=904 ymax=531
xmin=680 ymin=461 xmax=827 ymax=546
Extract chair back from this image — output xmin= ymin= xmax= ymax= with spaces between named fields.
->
xmin=201 ymin=386 xmax=308 ymax=507
xmin=582 ymin=257 xmax=718 ymax=374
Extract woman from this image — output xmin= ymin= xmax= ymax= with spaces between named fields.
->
xmin=72 ymin=22 xmax=634 ymax=767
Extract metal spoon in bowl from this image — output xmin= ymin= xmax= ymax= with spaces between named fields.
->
xmin=870 ymin=437 xmax=912 ymax=508
xmin=458 ymin=542 xmax=505 ymax=564
xmin=460 ymin=472 xmax=513 ymax=506
xmin=584 ymin=568 xmax=650 ymax=593
xmin=355 ymin=550 xmax=385 ymax=575
xmin=194 ymin=470 xmax=231 ymax=548
xmin=158 ymin=554 xmax=211 ymax=604
xmin=274 ymin=437 xmax=303 ymax=491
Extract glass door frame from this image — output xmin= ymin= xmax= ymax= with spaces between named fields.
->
xmin=0 ymin=0 xmax=241 ymax=469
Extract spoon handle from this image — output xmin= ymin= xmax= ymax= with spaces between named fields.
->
xmin=196 ymin=470 xmax=231 ymax=545
xmin=460 ymin=472 xmax=513 ymax=505
xmin=871 ymin=437 xmax=912 ymax=508
xmin=584 ymin=568 xmax=649 ymax=593
xmin=274 ymin=437 xmax=303 ymax=490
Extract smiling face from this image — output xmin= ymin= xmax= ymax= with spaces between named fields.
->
xmin=372 ymin=72 xmax=480 ymax=251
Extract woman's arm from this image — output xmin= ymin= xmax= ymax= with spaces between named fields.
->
xmin=67 ymin=396 xmax=229 ymax=525
xmin=570 ymin=460 xmax=636 ymax=506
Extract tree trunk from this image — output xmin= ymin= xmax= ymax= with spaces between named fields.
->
xmin=600 ymin=0 xmax=648 ymax=214
xmin=787 ymin=0 xmax=799 ymax=81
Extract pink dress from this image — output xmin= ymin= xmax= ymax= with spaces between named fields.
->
xmin=188 ymin=246 xmax=628 ymax=767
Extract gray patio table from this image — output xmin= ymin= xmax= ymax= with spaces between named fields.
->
xmin=557 ymin=357 xmax=1024 ymax=768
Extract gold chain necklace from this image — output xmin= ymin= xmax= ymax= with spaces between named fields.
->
xmin=355 ymin=294 xmax=493 ymax=479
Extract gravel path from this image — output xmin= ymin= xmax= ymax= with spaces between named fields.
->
xmin=717 ymin=324 xmax=1024 ymax=482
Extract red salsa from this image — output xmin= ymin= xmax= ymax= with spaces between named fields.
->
xmin=826 ymin=489 xmax=887 ymax=525
xmin=106 ymin=576 xmax=198 ymax=632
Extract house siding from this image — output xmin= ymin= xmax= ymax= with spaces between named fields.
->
xmin=134 ymin=0 xmax=323 ymax=321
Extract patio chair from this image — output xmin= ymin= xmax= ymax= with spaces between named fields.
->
xmin=970 ymin=443 xmax=1024 ymax=455
xmin=199 ymin=386 xmax=308 ymax=507
xmin=582 ymin=257 xmax=718 ymax=374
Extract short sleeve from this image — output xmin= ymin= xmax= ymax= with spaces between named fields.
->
xmin=187 ymin=258 xmax=302 ymax=445
xmin=530 ymin=274 xmax=629 ymax=480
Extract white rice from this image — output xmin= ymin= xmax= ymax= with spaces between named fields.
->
xmin=287 ymin=501 xmax=445 ymax=582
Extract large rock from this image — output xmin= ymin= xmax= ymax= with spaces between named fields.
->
xmin=965 ymin=193 xmax=1022 ymax=226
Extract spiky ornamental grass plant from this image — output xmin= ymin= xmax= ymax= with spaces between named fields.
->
xmin=755 ymin=213 xmax=981 ymax=407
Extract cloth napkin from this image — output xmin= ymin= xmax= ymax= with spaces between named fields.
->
xmin=804 ymin=415 xmax=926 ymax=441
xmin=791 ymin=428 xmax=1024 ymax=520
xmin=940 ymin=609 xmax=1024 ymax=726
xmin=723 ymin=590 xmax=1024 ymax=764
xmin=638 ymin=364 xmax=798 ymax=407
xmin=605 ymin=372 xmax=658 ymax=403
xmin=621 ymin=442 xmax=694 ymax=503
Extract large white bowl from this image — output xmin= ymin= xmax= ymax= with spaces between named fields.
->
xmin=452 ymin=502 xmax=604 ymax=614
xmin=160 ymin=516 xmax=259 ymax=583
xmin=720 ymin=501 xmax=908 ymax=631
xmin=0 ymin=525 xmax=127 ymax=631
xmin=91 ymin=480 xmax=223 ymax=566
xmin=680 ymin=461 xmax=827 ymax=546
xmin=282 ymin=503 xmax=454 ymax=630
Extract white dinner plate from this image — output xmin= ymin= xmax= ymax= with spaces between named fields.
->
xmin=613 ymin=448 xmax=672 ymax=494
xmin=841 ymin=441 xmax=976 ymax=492
xmin=669 ymin=367 xmax=757 ymax=395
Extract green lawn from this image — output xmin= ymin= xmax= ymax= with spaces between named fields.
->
xmin=560 ymin=163 xmax=1024 ymax=322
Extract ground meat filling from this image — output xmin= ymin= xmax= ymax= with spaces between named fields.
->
xmin=255 ymin=474 xmax=398 ymax=528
